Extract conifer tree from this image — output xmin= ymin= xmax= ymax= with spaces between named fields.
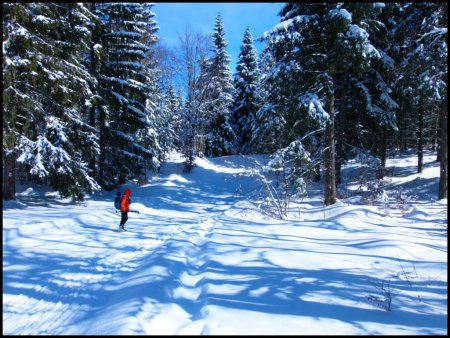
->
xmin=203 ymin=14 xmax=237 ymax=157
xmin=170 ymin=87 xmax=185 ymax=151
xmin=232 ymin=27 xmax=260 ymax=154
xmin=157 ymin=82 xmax=178 ymax=160
xmin=99 ymin=3 xmax=159 ymax=187
xmin=334 ymin=3 xmax=399 ymax=180
xmin=84 ymin=3 xmax=106 ymax=182
xmin=250 ymin=44 xmax=285 ymax=155
xmin=262 ymin=3 xmax=381 ymax=205
xmin=142 ymin=42 xmax=163 ymax=172
xmin=3 ymin=3 xmax=100 ymax=199
xmin=395 ymin=3 xmax=447 ymax=176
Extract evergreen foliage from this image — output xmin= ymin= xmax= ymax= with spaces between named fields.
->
xmin=203 ymin=14 xmax=237 ymax=157
xmin=232 ymin=27 xmax=260 ymax=154
xmin=394 ymin=3 xmax=447 ymax=173
xmin=250 ymin=44 xmax=285 ymax=154
xmin=2 ymin=3 xmax=447 ymax=202
xmin=3 ymin=3 xmax=100 ymax=198
xmin=98 ymin=2 xmax=159 ymax=187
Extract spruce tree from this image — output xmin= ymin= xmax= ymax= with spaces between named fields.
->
xmin=84 ymin=3 xmax=106 ymax=183
xmin=3 ymin=3 xmax=100 ymax=199
xmin=170 ymin=86 xmax=185 ymax=151
xmin=334 ymin=3 xmax=399 ymax=180
xmin=99 ymin=3 xmax=159 ymax=187
xmin=250 ymin=44 xmax=285 ymax=155
xmin=203 ymin=14 xmax=237 ymax=157
xmin=157 ymin=82 xmax=178 ymax=160
xmin=394 ymin=3 xmax=447 ymax=182
xmin=262 ymin=3 xmax=382 ymax=205
xmin=232 ymin=27 xmax=260 ymax=154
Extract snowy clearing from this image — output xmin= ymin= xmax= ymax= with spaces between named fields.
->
xmin=3 ymin=151 xmax=447 ymax=335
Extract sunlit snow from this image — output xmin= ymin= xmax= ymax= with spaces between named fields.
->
xmin=3 ymin=151 xmax=447 ymax=335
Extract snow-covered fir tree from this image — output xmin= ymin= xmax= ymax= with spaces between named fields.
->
xmin=249 ymin=43 xmax=285 ymax=155
xmin=173 ymin=88 xmax=185 ymax=150
xmin=83 ymin=3 xmax=106 ymax=184
xmin=333 ymin=3 xmax=399 ymax=181
xmin=232 ymin=27 xmax=260 ymax=154
xmin=98 ymin=2 xmax=159 ymax=187
xmin=202 ymin=14 xmax=237 ymax=157
xmin=168 ymin=87 xmax=185 ymax=152
xmin=2 ymin=3 xmax=446 ymax=202
xmin=3 ymin=3 xmax=100 ymax=199
xmin=393 ymin=2 xmax=447 ymax=196
xmin=261 ymin=3 xmax=382 ymax=205
xmin=140 ymin=50 xmax=162 ymax=175
xmin=140 ymin=26 xmax=167 ymax=173
xmin=156 ymin=82 xmax=178 ymax=160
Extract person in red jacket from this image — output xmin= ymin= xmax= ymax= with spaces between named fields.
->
xmin=119 ymin=188 xmax=131 ymax=231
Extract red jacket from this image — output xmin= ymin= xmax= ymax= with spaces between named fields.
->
xmin=120 ymin=189 xmax=131 ymax=212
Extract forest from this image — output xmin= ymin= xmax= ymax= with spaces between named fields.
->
xmin=2 ymin=3 xmax=448 ymax=203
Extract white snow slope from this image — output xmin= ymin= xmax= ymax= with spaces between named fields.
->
xmin=2 ymin=151 xmax=447 ymax=335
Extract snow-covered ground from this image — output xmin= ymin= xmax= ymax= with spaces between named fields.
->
xmin=3 ymin=151 xmax=447 ymax=335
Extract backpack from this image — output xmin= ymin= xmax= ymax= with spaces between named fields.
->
xmin=114 ymin=193 xmax=121 ymax=210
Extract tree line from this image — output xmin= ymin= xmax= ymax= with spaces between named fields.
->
xmin=3 ymin=3 xmax=447 ymax=203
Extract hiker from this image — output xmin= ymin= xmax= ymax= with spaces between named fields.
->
xmin=119 ymin=188 xmax=131 ymax=231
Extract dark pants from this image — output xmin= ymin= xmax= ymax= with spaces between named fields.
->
xmin=120 ymin=211 xmax=128 ymax=228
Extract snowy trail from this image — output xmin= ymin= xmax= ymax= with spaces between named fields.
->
xmin=3 ymin=153 xmax=447 ymax=335
xmin=3 ymin=154 xmax=246 ymax=335
xmin=80 ymin=203 xmax=233 ymax=333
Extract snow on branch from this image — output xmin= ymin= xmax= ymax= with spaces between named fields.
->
xmin=298 ymin=93 xmax=330 ymax=125
xmin=328 ymin=9 xmax=352 ymax=22
xmin=111 ymin=130 xmax=135 ymax=143
xmin=107 ymin=61 xmax=143 ymax=69
xmin=262 ymin=15 xmax=316 ymax=39
xmin=103 ymin=31 xmax=142 ymax=38
xmin=127 ymin=104 xmax=146 ymax=118
xmin=346 ymin=25 xmax=380 ymax=59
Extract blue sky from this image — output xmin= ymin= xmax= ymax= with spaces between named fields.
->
xmin=152 ymin=2 xmax=285 ymax=72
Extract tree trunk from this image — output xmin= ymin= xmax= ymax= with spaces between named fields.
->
xmin=324 ymin=92 xmax=337 ymax=206
xmin=379 ymin=124 xmax=388 ymax=179
xmin=335 ymin=160 xmax=341 ymax=185
xmin=335 ymin=135 xmax=343 ymax=184
xmin=433 ymin=111 xmax=439 ymax=157
xmin=417 ymin=96 xmax=424 ymax=173
xmin=89 ymin=43 xmax=97 ymax=177
xmin=314 ymin=162 xmax=321 ymax=182
xmin=3 ymin=55 xmax=17 ymax=200
xmin=3 ymin=153 xmax=16 ymax=200
xmin=438 ymin=94 xmax=447 ymax=199
xmin=98 ymin=105 xmax=107 ymax=183
xmin=89 ymin=105 xmax=97 ymax=177
xmin=88 ymin=8 xmax=103 ymax=181
xmin=436 ymin=111 xmax=441 ymax=162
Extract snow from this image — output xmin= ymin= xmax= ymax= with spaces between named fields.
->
xmin=298 ymin=92 xmax=330 ymax=124
xmin=347 ymin=24 xmax=369 ymax=40
xmin=32 ymin=15 xmax=54 ymax=24
xmin=263 ymin=14 xmax=316 ymax=38
xmin=3 ymin=151 xmax=447 ymax=335
xmin=346 ymin=25 xmax=381 ymax=59
xmin=103 ymin=30 xmax=142 ymax=38
xmin=107 ymin=61 xmax=143 ymax=69
xmin=329 ymin=9 xmax=352 ymax=22
xmin=380 ymin=50 xmax=395 ymax=69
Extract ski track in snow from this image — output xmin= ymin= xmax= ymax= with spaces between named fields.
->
xmin=79 ymin=204 xmax=227 ymax=335
xmin=4 ymin=154 xmax=241 ymax=335
xmin=3 ymin=152 xmax=448 ymax=335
